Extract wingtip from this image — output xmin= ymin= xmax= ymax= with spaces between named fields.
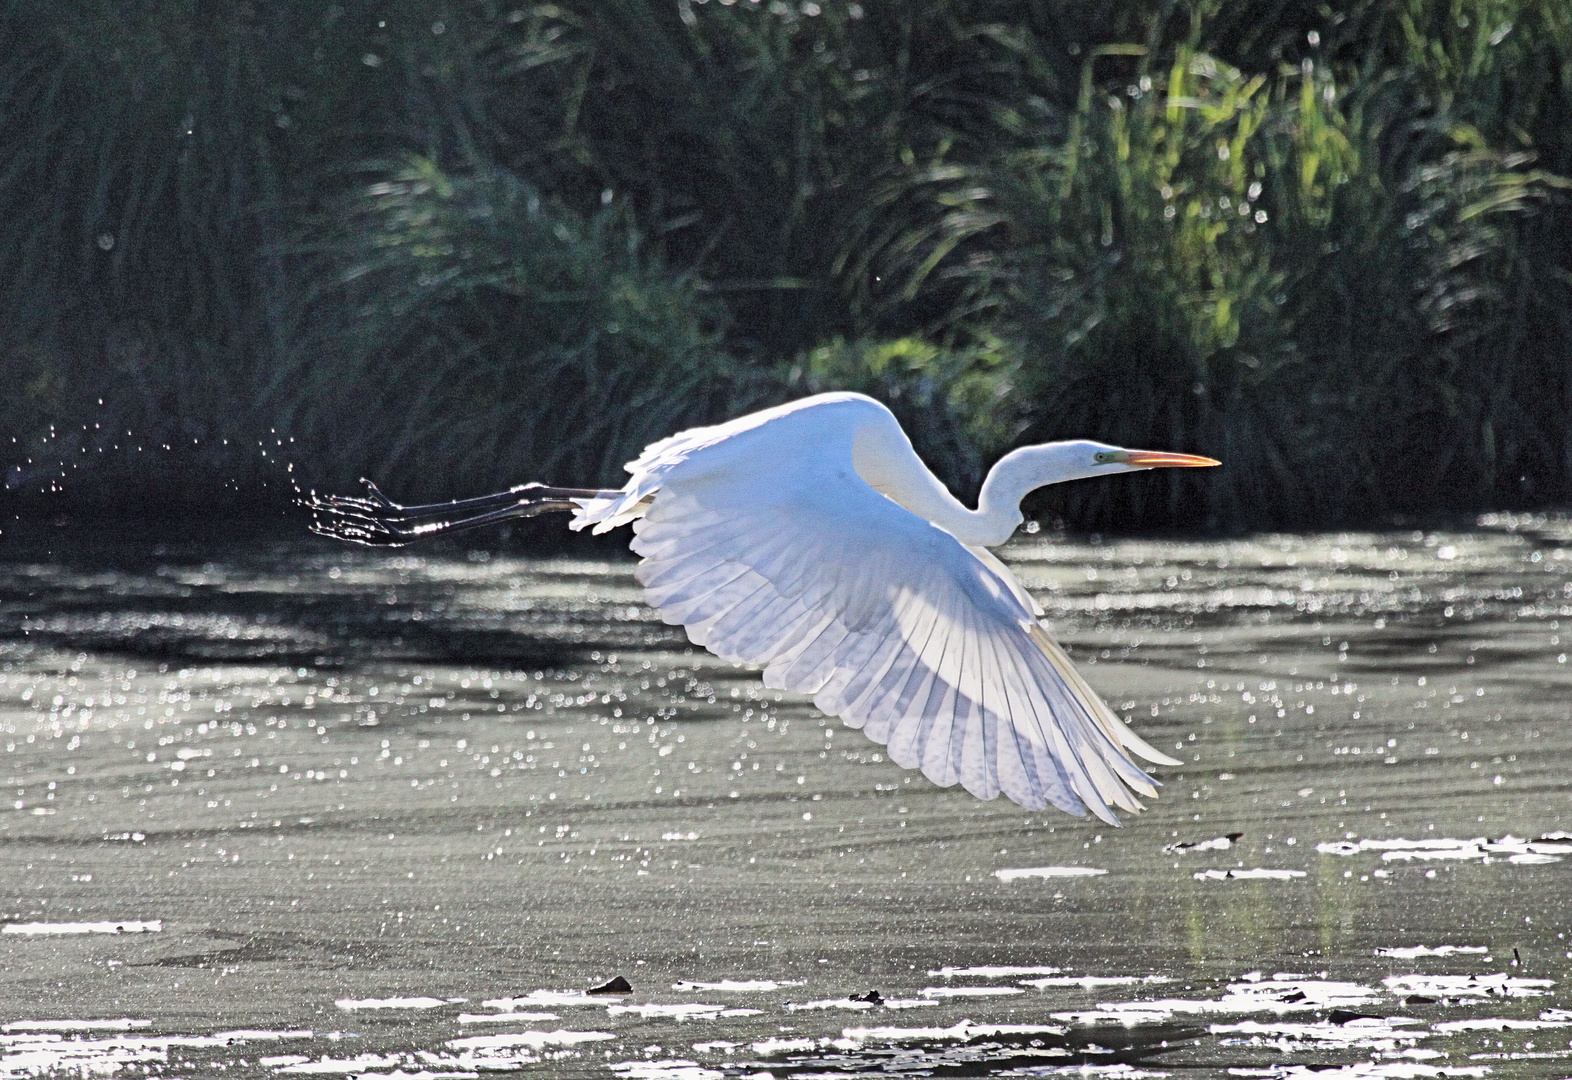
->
xmin=1115 ymin=727 xmax=1183 ymax=768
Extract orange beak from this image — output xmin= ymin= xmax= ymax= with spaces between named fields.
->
xmin=1121 ymin=450 xmax=1221 ymax=468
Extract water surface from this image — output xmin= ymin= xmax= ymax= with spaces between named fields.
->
xmin=1 ymin=518 xmax=1569 ymax=1078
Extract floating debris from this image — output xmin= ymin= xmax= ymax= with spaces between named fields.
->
xmin=333 ymin=996 xmax=446 ymax=1010
xmin=1210 ymin=1015 xmax=1424 ymax=1053
xmin=840 ymin=1020 xmax=1067 ymax=1043
xmin=1193 ymin=868 xmax=1306 ymax=881
xmin=2 ymin=920 xmax=161 ymax=935
xmin=993 ymin=867 xmax=1108 ymax=881
xmin=1163 ymin=833 xmax=1243 ymax=854
xmin=456 ymin=1011 xmax=560 ymax=1024
xmin=750 ymin=1036 xmax=825 ymax=1056
xmin=990 ymin=1069 xmax=1168 ymax=1078
xmin=1315 ymin=835 xmax=1572 ymax=864
xmin=0 ymin=1033 xmax=231 ymax=1076
xmin=1381 ymin=974 xmax=1555 ymax=999
xmin=929 ymin=965 xmax=1063 ymax=978
xmin=918 ymin=986 xmax=1025 ymax=999
xmin=1022 ymin=975 xmax=1173 ymax=990
xmin=1431 ymin=1012 xmax=1572 ymax=1033
xmin=610 ymin=1061 xmax=722 ymax=1080
xmin=0 ymin=1019 xmax=152 ymax=1033
xmin=1375 ymin=946 xmax=1489 ymax=959
xmin=1052 ymin=975 xmax=1381 ymax=1025
xmin=784 ymin=998 xmax=877 ymax=1013
xmin=587 ymin=975 xmax=634 ymax=995
xmin=605 ymin=1003 xmax=760 ymax=1021
xmin=481 ymin=991 xmax=604 ymax=1009
xmin=265 ymin=1028 xmax=620 ymax=1076
xmin=784 ymin=996 xmax=936 ymax=1012
xmin=1190 ymin=1060 xmax=1481 ymax=1078
xmin=446 ymin=1029 xmax=617 ymax=1051
xmin=270 ymin=1052 xmax=412 ymax=1074
xmin=0 ymin=1031 xmax=320 ymax=1078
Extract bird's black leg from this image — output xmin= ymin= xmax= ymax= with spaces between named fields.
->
xmin=307 ymin=480 xmax=617 ymax=546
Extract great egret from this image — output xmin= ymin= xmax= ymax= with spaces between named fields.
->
xmin=309 ymin=392 xmax=1219 ymax=823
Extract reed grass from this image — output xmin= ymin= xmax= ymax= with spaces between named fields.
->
xmin=1 ymin=0 xmax=1570 ymax=529
xmin=285 ymin=154 xmax=739 ymax=496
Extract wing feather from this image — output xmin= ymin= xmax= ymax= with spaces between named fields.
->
xmin=975 ymin=611 xmax=1041 ymax=805
xmin=655 ymin=563 xmax=754 ymax=627
xmin=706 ymin=582 xmax=803 ymax=658
xmin=952 ymin=601 xmax=990 ymax=793
xmin=850 ymin=588 xmax=939 ymax=733
xmin=686 ymin=576 xmax=777 ymax=648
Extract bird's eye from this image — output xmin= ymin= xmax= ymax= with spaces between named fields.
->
xmin=1093 ymin=452 xmax=1113 ymax=464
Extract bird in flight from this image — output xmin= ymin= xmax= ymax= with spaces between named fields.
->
xmin=309 ymin=392 xmax=1218 ymax=823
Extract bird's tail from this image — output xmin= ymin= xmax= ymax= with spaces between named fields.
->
xmin=567 ymin=489 xmax=656 ymax=534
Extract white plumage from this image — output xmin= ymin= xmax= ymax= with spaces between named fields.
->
xmin=313 ymin=390 xmax=1216 ymax=823
xmin=569 ymin=392 xmax=1199 ymax=823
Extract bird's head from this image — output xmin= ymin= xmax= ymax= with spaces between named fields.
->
xmin=962 ymin=440 xmax=1219 ymax=543
xmin=994 ymin=439 xmax=1220 ymax=489
xmin=971 ymin=440 xmax=1220 ymax=544
xmin=1084 ymin=441 xmax=1222 ymax=473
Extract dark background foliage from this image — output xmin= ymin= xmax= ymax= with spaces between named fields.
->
xmin=3 ymin=0 xmax=1569 ymax=531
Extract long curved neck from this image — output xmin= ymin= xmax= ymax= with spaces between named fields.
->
xmin=966 ymin=467 xmax=1032 ymax=546
xmin=854 ymin=430 xmax=1085 ymax=548
xmin=914 ymin=448 xmax=1075 ymax=547
xmin=969 ymin=444 xmax=1106 ymax=547
xmin=902 ymin=489 xmax=1019 ymax=548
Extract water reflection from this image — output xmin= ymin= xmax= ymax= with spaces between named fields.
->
xmin=0 ymin=519 xmax=1569 ymax=1077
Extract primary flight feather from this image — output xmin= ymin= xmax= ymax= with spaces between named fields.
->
xmin=309 ymin=392 xmax=1219 ymax=824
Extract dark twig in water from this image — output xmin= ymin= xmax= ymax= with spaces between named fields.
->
xmin=307 ymin=478 xmax=612 ymax=546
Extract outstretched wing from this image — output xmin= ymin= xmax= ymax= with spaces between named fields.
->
xmin=627 ymin=442 xmax=1175 ymax=822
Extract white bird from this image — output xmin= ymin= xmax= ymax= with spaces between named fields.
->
xmin=310 ymin=392 xmax=1219 ymax=823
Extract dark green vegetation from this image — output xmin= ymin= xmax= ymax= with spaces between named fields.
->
xmin=3 ymin=0 xmax=1570 ymax=529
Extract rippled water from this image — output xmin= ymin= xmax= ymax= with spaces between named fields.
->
xmin=1 ymin=517 xmax=1569 ymax=1079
